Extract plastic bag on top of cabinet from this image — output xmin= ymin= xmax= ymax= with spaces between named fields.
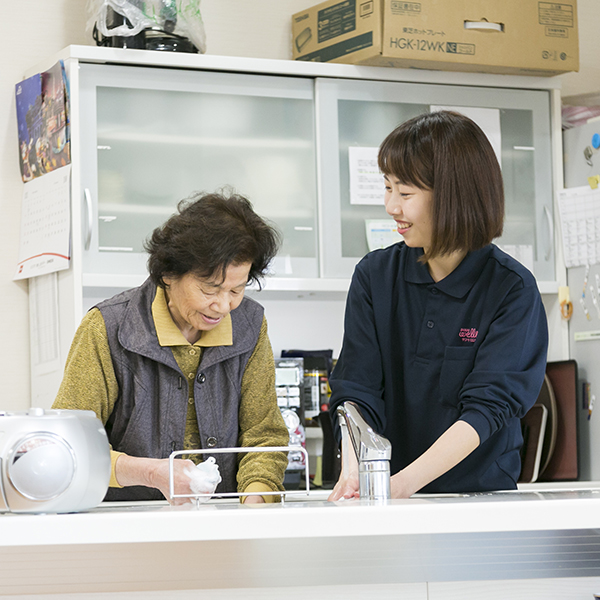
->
xmin=87 ymin=0 xmax=207 ymax=53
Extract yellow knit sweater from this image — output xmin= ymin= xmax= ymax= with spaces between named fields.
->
xmin=52 ymin=287 xmax=288 ymax=502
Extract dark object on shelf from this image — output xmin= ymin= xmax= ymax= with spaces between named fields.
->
xmin=281 ymin=350 xmax=333 ymax=423
xmin=519 ymin=360 xmax=579 ymax=483
xmin=518 ymin=403 xmax=548 ymax=483
xmin=519 ymin=360 xmax=578 ymax=483
xmin=319 ymin=411 xmax=340 ymax=487
xmin=144 ymin=29 xmax=197 ymax=52
xmin=92 ymin=6 xmax=198 ymax=53
xmin=283 ymin=470 xmax=302 ymax=490
xmin=281 ymin=349 xmax=334 ymax=376
xmin=538 ymin=360 xmax=579 ymax=481
xmin=535 ymin=372 xmax=559 ymax=477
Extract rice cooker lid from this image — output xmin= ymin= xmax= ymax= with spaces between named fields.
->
xmin=8 ymin=432 xmax=76 ymax=501
xmin=1 ymin=408 xmax=78 ymax=503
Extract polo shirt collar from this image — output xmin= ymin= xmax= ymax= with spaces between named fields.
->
xmin=404 ymin=244 xmax=493 ymax=298
xmin=151 ymin=286 xmax=233 ymax=347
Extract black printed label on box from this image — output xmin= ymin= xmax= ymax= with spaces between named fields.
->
xmin=298 ymin=31 xmax=373 ymax=62
xmin=538 ymin=2 xmax=574 ymax=27
xmin=359 ymin=1 xmax=374 ymax=17
xmin=318 ymin=0 xmax=356 ymax=43
xmin=391 ymin=1 xmax=421 ymax=15
xmin=545 ymin=25 xmax=569 ymax=38
xmin=446 ymin=42 xmax=475 ymax=55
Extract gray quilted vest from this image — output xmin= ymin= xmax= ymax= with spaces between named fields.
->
xmin=97 ymin=278 xmax=264 ymax=501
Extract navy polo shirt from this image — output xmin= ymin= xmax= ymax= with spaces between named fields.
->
xmin=329 ymin=243 xmax=548 ymax=493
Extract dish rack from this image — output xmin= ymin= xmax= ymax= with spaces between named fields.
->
xmin=168 ymin=445 xmax=310 ymax=505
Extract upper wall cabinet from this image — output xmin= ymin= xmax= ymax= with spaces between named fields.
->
xmin=79 ymin=63 xmax=319 ymax=284
xmin=316 ymin=78 xmax=555 ymax=282
xmin=75 ymin=55 xmax=557 ymax=294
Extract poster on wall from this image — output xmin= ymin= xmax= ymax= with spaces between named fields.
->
xmin=15 ymin=60 xmax=70 ymax=182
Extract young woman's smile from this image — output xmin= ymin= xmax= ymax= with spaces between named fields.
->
xmin=383 ymin=176 xmax=434 ymax=251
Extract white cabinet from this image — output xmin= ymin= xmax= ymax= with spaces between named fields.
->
xmin=76 ymin=52 xmax=559 ymax=291
xmin=317 ymin=78 xmax=555 ymax=281
xmin=24 ymin=46 xmax=564 ymax=407
xmin=79 ymin=63 xmax=319 ymax=284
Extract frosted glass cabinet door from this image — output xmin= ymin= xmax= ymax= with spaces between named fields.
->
xmin=79 ymin=64 xmax=318 ymax=281
xmin=316 ymin=78 xmax=554 ymax=282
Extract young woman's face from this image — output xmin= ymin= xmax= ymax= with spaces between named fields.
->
xmin=163 ymin=262 xmax=251 ymax=334
xmin=384 ymin=175 xmax=434 ymax=251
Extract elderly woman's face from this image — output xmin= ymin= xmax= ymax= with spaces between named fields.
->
xmin=163 ymin=262 xmax=251 ymax=337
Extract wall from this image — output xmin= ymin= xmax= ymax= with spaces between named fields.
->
xmin=0 ymin=1 xmax=88 ymax=411
xmin=1 ymin=0 xmax=599 ymax=410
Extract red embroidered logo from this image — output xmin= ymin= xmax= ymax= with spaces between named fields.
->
xmin=459 ymin=328 xmax=478 ymax=343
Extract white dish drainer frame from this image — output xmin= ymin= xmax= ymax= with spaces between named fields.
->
xmin=168 ymin=446 xmax=311 ymax=506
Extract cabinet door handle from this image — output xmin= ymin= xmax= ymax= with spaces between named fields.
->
xmin=543 ymin=205 xmax=554 ymax=261
xmin=83 ymin=188 xmax=93 ymax=251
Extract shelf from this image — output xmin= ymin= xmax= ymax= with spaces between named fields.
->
xmin=31 ymin=45 xmax=563 ymax=92
xmin=96 ymin=202 xmax=316 ymax=221
xmin=82 ymin=273 xmax=351 ymax=297
xmin=82 ymin=271 xmax=554 ymax=298
xmin=98 ymin=133 xmax=313 ymax=149
xmin=83 ymin=273 xmax=148 ymax=290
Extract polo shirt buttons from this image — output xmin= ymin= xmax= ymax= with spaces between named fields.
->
xmin=197 ymin=372 xmax=206 ymax=384
xmin=207 ymin=436 xmax=217 ymax=447
xmin=427 ymin=320 xmax=435 ymax=329
xmin=188 ymin=398 xmax=194 ymax=405
xmin=188 ymin=372 xmax=194 ymax=379
xmin=431 ymin=288 xmax=438 ymax=295
xmin=189 ymin=348 xmax=197 ymax=356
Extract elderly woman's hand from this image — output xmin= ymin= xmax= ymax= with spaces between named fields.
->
xmin=115 ymin=454 xmax=198 ymax=505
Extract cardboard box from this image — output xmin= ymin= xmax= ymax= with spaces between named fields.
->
xmin=292 ymin=0 xmax=579 ymax=76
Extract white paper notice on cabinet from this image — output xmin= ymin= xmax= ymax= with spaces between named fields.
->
xmin=14 ymin=164 xmax=71 ymax=280
xmin=557 ymin=185 xmax=600 ymax=268
xmin=349 ymin=146 xmax=385 ymax=205
xmin=366 ymin=220 xmax=402 ymax=251
xmin=497 ymin=244 xmax=534 ymax=273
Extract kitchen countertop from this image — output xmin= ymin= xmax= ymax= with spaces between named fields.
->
xmin=2 ymin=485 xmax=600 ymax=595
xmin=3 ymin=486 xmax=600 ymax=547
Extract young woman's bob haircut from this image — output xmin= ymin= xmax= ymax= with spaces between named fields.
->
xmin=145 ymin=189 xmax=281 ymax=290
xmin=378 ymin=110 xmax=504 ymax=262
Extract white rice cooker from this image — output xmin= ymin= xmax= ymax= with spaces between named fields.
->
xmin=0 ymin=408 xmax=111 ymax=513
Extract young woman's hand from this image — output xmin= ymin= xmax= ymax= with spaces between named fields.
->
xmin=390 ymin=421 xmax=481 ymax=499
xmin=327 ymin=473 xmax=360 ymax=501
xmin=390 ymin=470 xmax=419 ymax=499
xmin=327 ymin=420 xmax=361 ymax=501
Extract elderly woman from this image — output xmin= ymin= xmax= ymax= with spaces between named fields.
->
xmin=53 ymin=191 xmax=289 ymax=504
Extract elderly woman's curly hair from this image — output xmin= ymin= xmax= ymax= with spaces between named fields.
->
xmin=145 ymin=189 xmax=281 ymax=289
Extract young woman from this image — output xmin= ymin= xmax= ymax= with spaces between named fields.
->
xmin=328 ymin=110 xmax=548 ymax=500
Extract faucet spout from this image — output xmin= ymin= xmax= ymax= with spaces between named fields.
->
xmin=337 ymin=402 xmax=391 ymax=502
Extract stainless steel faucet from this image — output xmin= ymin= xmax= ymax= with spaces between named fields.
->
xmin=337 ymin=401 xmax=392 ymax=502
